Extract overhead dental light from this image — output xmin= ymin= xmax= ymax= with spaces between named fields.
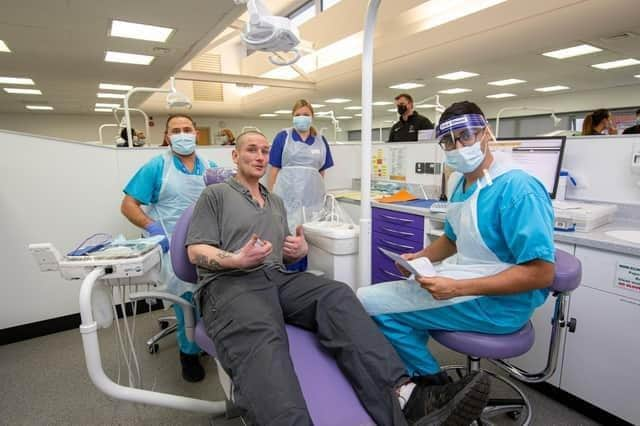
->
xmin=234 ymin=0 xmax=301 ymax=66
xmin=122 ymin=76 xmax=192 ymax=149
xmin=495 ymin=106 xmax=562 ymax=137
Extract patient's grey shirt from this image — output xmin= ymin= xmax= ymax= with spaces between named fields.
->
xmin=186 ymin=177 xmax=291 ymax=288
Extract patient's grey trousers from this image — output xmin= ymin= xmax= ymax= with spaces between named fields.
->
xmin=201 ymin=268 xmax=409 ymax=426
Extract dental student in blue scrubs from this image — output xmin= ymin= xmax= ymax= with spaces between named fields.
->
xmin=358 ymin=101 xmax=555 ymax=384
xmin=121 ymin=114 xmax=217 ymax=382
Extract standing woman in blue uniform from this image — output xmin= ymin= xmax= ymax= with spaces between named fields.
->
xmin=268 ymin=99 xmax=335 ymax=271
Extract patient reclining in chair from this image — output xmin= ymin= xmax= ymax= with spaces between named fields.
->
xmin=186 ymin=130 xmax=490 ymax=426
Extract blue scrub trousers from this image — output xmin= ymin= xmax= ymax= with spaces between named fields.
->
xmin=373 ymin=297 xmax=530 ymax=376
xmin=173 ymin=291 xmax=200 ymax=355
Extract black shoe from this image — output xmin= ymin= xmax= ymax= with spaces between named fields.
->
xmin=180 ymin=352 xmax=205 ymax=382
xmin=403 ymin=371 xmax=490 ymax=426
xmin=411 ymin=371 xmax=452 ymax=387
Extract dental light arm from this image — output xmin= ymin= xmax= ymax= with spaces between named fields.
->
xmin=123 ymin=76 xmax=191 ymax=149
xmin=234 ymin=0 xmax=301 ymax=66
xmin=415 ymin=94 xmax=445 ymax=125
xmin=316 ymin=110 xmax=341 ymax=141
xmin=496 ymin=106 xmax=561 ymax=138
xmin=112 ymin=107 xmax=150 ymax=144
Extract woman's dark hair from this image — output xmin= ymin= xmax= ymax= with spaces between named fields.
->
xmin=438 ymin=101 xmax=485 ymax=126
xmin=582 ymin=109 xmax=610 ymax=135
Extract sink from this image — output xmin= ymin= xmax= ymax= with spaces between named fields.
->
xmin=604 ymin=230 xmax=640 ymax=244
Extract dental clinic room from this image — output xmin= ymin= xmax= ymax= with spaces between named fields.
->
xmin=3 ymin=0 xmax=640 ymax=425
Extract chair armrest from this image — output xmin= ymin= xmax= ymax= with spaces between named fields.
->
xmin=129 ymin=291 xmax=195 ymax=342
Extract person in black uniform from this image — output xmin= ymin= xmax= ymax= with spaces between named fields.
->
xmin=388 ymin=93 xmax=434 ymax=142
xmin=622 ymin=109 xmax=640 ymax=135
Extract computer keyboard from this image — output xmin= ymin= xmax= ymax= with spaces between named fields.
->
xmin=429 ymin=202 xmax=449 ymax=213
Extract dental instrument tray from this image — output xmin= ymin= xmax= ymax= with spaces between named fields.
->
xmin=552 ymin=201 xmax=617 ymax=232
xmin=29 ymin=242 xmax=162 ymax=281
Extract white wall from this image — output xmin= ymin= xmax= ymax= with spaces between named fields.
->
xmin=3 ymin=129 xmax=639 ymax=329
xmin=0 ymin=112 xmax=292 ymax=146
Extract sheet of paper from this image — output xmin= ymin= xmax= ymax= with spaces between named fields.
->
xmin=378 ymin=247 xmax=437 ymax=277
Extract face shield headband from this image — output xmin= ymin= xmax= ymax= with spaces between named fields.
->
xmin=436 ymin=114 xmax=488 ymax=141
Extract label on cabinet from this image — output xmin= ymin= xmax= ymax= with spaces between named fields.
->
xmin=615 ymin=261 xmax=640 ymax=295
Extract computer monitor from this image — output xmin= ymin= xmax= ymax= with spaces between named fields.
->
xmin=495 ymin=136 xmax=566 ymax=199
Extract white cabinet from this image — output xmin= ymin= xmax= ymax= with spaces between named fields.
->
xmin=507 ymin=242 xmax=575 ymax=386
xmin=560 ymin=247 xmax=640 ymax=425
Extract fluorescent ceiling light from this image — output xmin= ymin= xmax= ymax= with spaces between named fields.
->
xmin=95 ymin=102 xmax=120 ymax=108
xmin=415 ymin=104 xmax=437 ymax=109
xmin=99 ymin=83 xmax=133 ymax=91
xmin=0 ymin=40 xmax=10 ymax=52
xmin=389 ymin=82 xmax=424 ymax=90
xmin=94 ymin=108 xmax=113 ymax=112
xmin=488 ymin=78 xmax=526 ymax=86
xmin=438 ymin=88 xmax=471 ymax=94
xmin=413 ymin=0 xmax=507 ymax=33
xmin=542 ymin=44 xmax=602 ymax=59
xmin=355 ymin=113 xmax=362 ymax=117
xmin=274 ymin=110 xmax=291 ymax=114
xmin=297 ymin=32 xmax=363 ymax=74
xmin=635 ymin=75 xmax=640 ymax=78
xmin=534 ymin=85 xmax=570 ymax=92
xmin=259 ymin=113 xmax=278 ymax=117
xmin=311 ymin=103 xmax=325 ymax=108
xmin=436 ymin=71 xmax=478 ymax=80
xmin=4 ymin=88 xmax=42 ymax=95
xmin=591 ymin=58 xmax=640 ymax=70
xmin=110 ymin=20 xmax=174 ymax=43
xmin=384 ymin=120 xmax=395 ymax=123
xmin=105 ymin=51 xmax=154 ymax=65
xmin=387 ymin=108 xmax=397 ymax=112
xmin=373 ymin=101 xmax=393 ymax=106
xmin=97 ymin=92 xmax=126 ymax=99
xmin=26 ymin=105 xmax=53 ymax=111
xmin=261 ymin=66 xmax=299 ymax=80
xmin=344 ymin=106 xmax=362 ymax=110
xmin=486 ymin=93 xmax=516 ymax=99
xmin=0 ymin=76 xmax=34 ymax=85
xmin=325 ymin=98 xmax=351 ymax=103
xmin=336 ymin=115 xmax=352 ymax=119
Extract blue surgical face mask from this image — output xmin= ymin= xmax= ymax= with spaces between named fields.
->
xmin=170 ymin=132 xmax=196 ymax=155
xmin=293 ymin=115 xmax=312 ymax=132
xmin=444 ymin=141 xmax=486 ymax=173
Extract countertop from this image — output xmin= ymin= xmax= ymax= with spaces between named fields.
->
xmin=336 ymin=196 xmax=640 ymax=257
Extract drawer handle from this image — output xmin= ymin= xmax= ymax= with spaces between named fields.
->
xmin=380 ymin=239 xmax=414 ymax=250
xmin=381 ymin=214 xmax=412 ymax=223
xmin=382 ymin=226 xmax=415 ymax=237
xmin=381 ymin=268 xmax=406 ymax=279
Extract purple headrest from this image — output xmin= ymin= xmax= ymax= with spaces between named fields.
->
xmin=204 ymin=167 xmax=236 ymax=186
xmin=170 ymin=204 xmax=197 ymax=284
xmin=551 ymin=249 xmax=582 ymax=293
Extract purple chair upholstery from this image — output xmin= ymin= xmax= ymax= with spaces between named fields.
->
xmin=171 ymin=199 xmax=375 ymax=426
xmin=431 ymin=249 xmax=582 ymax=360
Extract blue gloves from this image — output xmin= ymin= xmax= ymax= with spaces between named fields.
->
xmin=145 ymin=221 xmax=169 ymax=253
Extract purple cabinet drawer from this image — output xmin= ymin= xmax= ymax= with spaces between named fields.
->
xmin=372 ymin=264 xmax=407 ymax=283
xmin=372 ymin=208 xmax=424 ymax=232
xmin=374 ymin=223 xmax=423 ymax=243
xmin=373 ymin=232 xmax=422 ymax=254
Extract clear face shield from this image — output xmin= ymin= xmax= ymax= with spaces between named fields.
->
xmin=435 ymin=114 xmax=490 ymax=151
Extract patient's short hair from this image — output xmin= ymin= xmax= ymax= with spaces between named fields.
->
xmin=235 ymin=130 xmax=268 ymax=149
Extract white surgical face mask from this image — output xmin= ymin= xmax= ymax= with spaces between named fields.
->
xmin=293 ymin=115 xmax=312 ymax=132
xmin=170 ymin=132 xmax=196 ymax=155
xmin=444 ymin=141 xmax=486 ymax=173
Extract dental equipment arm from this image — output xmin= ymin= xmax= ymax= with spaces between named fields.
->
xmin=495 ymin=106 xmax=561 ymax=138
xmin=234 ymin=0 xmax=301 ymax=66
xmin=414 ymin=94 xmax=445 ymax=125
xmin=113 ymin=107 xmax=150 ymax=144
xmin=98 ymin=124 xmax=119 ymax=144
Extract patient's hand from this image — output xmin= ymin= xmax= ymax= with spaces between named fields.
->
xmin=234 ymin=234 xmax=273 ymax=269
xmin=283 ymin=226 xmax=308 ymax=262
xmin=416 ymin=276 xmax=460 ymax=300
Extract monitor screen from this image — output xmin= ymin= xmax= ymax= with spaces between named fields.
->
xmin=495 ymin=136 xmax=566 ymax=199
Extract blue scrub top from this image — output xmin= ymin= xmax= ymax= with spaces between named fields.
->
xmin=269 ymin=129 xmax=335 ymax=171
xmin=123 ymin=154 xmax=218 ymax=205
xmin=444 ymin=169 xmax=555 ymax=265
xmin=444 ymin=169 xmax=555 ymax=321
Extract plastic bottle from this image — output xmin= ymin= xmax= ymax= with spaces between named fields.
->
xmin=556 ymin=170 xmax=568 ymax=201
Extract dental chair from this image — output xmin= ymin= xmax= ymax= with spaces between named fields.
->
xmin=430 ymin=249 xmax=582 ymax=425
xmin=169 ymin=203 xmax=375 ymax=425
